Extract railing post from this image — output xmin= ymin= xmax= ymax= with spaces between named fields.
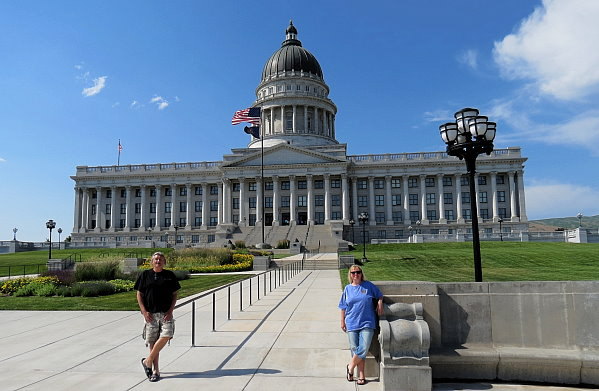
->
xmin=249 ymin=276 xmax=252 ymax=305
xmin=263 ymin=271 xmax=266 ymax=296
xmin=257 ymin=274 xmax=260 ymax=300
xmin=212 ymin=292 xmax=216 ymax=332
xmin=191 ymin=301 xmax=196 ymax=346
xmin=239 ymin=281 xmax=243 ymax=311
xmin=227 ymin=286 xmax=231 ymax=320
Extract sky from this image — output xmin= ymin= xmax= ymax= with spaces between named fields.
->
xmin=1 ymin=0 xmax=598 ymax=242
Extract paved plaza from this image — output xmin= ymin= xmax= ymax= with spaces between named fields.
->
xmin=0 ymin=267 xmax=592 ymax=391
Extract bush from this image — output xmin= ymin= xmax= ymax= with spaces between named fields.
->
xmin=75 ymin=261 xmax=122 ymax=281
xmin=13 ymin=278 xmax=60 ymax=297
xmin=186 ymin=260 xmax=253 ymax=273
xmin=1 ymin=277 xmax=34 ymax=295
xmin=41 ymin=270 xmax=76 ymax=286
xmin=232 ymin=253 xmax=253 ymax=264
xmin=234 ymin=240 xmax=246 ymax=249
xmin=107 ymin=279 xmax=135 ymax=293
xmin=74 ymin=281 xmax=116 ymax=297
xmin=276 ymin=240 xmax=290 ymax=249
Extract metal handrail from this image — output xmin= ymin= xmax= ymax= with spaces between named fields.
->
xmin=175 ymin=259 xmax=304 ymax=347
xmin=0 ymin=264 xmax=45 ymax=279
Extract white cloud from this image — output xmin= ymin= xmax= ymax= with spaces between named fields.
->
xmin=423 ymin=109 xmax=451 ymax=123
xmin=494 ymin=0 xmax=599 ymax=100
xmin=457 ymin=49 xmax=478 ymax=70
xmin=0 ymin=157 xmax=6 ymax=162
xmin=82 ymin=76 xmax=107 ymax=97
xmin=150 ymin=96 xmax=169 ymax=110
xmin=525 ymin=180 xmax=599 ymax=219
xmin=130 ymin=100 xmax=140 ymax=108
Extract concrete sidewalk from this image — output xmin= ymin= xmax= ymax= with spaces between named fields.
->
xmin=0 ymin=269 xmax=591 ymax=391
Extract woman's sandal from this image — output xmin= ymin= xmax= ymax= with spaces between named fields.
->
xmin=149 ymin=373 xmax=160 ymax=382
xmin=346 ymin=365 xmax=354 ymax=382
xmin=141 ymin=358 xmax=152 ymax=379
xmin=357 ymin=378 xmax=366 ymax=385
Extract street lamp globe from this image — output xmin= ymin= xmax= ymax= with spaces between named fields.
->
xmin=577 ymin=212 xmax=583 ymax=228
xmin=57 ymin=228 xmax=63 ymax=250
xmin=45 ymin=219 xmax=56 ymax=259
xmin=358 ymin=212 xmax=369 ymax=263
xmin=12 ymin=227 xmax=18 ymax=241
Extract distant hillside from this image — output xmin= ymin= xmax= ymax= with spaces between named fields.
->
xmin=530 ymin=215 xmax=599 ymax=230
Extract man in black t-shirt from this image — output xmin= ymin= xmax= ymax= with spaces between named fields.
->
xmin=135 ymin=251 xmax=180 ymax=382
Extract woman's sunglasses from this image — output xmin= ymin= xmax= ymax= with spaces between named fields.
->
xmin=350 ymin=270 xmax=362 ymax=275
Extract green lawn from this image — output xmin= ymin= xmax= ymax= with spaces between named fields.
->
xmin=342 ymin=242 xmax=599 ymax=282
xmin=0 ymin=274 xmax=246 ymax=311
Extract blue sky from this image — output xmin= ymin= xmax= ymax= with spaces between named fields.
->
xmin=1 ymin=0 xmax=598 ymax=241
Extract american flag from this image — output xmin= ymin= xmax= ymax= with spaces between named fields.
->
xmin=118 ymin=140 xmax=123 ymax=152
xmin=232 ymin=107 xmax=261 ymax=125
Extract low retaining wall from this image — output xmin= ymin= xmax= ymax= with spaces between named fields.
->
xmin=375 ymin=280 xmax=599 ymax=387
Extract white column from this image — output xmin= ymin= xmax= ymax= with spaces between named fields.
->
xmin=222 ymin=179 xmax=230 ymax=224
xmin=306 ymin=175 xmax=313 ymax=224
xmin=256 ymin=177 xmax=263 ymax=224
xmin=289 ymin=175 xmax=296 ymax=225
xmin=385 ymin=175 xmax=393 ymax=225
xmin=238 ymin=179 xmax=246 ymax=226
xmin=292 ymin=105 xmax=297 ymax=133
xmin=73 ymin=187 xmax=82 ymax=232
xmin=201 ymin=183 xmax=208 ymax=229
xmin=170 ymin=184 xmax=177 ymax=229
xmin=508 ymin=171 xmax=518 ymax=221
xmin=95 ymin=186 xmax=103 ymax=232
xmin=368 ymin=176 xmax=375 ymax=225
xmin=490 ymin=172 xmax=498 ymax=221
xmin=456 ymin=174 xmax=463 ymax=223
xmin=272 ymin=176 xmax=279 ymax=226
xmin=517 ymin=170 xmax=528 ymax=222
xmin=341 ymin=174 xmax=349 ymax=222
xmin=438 ymin=174 xmax=446 ymax=223
xmin=280 ymin=106 xmax=285 ymax=133
xmin=185 ymin=184 xmax=192 ymax=229
xmin=110 ymin=186 xmax=117 ymax=231
xmin=217 ymin=182 xmax=223 ymax=225
xmin=124 ymin=186 xmax=133 ymax=231
xmin=140 ymin=186 xmax=147 ymax=231
xmin=402 ymin=176 xmax=409 ymax=225
xmin=420 ymin=175 xmax=427 ymax=223
xmin=324 ymin=174 xmax=332 ymax=222
xmin=155 ymin=185 xmax=162 ymax=230
xmin=81 ymin=188 xmax=89 ymax=231
xmin=351 ymin=176 xmax=358 ymax=220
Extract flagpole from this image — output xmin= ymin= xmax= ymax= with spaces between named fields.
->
xmin=261 ymin=128 xmax=265 ymax=245
xmin=117 ymin=139 xmax=121 ymax=166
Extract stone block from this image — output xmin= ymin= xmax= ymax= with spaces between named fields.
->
xmin=581 ymin=351 xmax=599 ymax=385
xmin=430 ymin=346 xmax=498 ymax=380
xmin=497 ymin=347 xmax=581 ymax=384
xmin=380 ymin=364 xmax=431 ymax=391
xmin=253 ymin=256 xmax=271 ymax=271
xmin=121 ymin=258 xmax=143 ymax=274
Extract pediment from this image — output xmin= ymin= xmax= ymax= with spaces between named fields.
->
xmin=223 ymin=144 xmax=346 ymax=167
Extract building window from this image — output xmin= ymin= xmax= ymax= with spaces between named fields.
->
xmin=135 ymin=189 xmax=142 ymax=197
xmin=119 ymin=219 xmax=125 ymax=228
xmin=298 ymin=180 xmax=307 ymax=189
xmin=249 ymin=182 xmax=257 ymax=191
xmin=210 ymin=200 xmax=218 ymax=211
xmin=496 ymin=175 xmax=505 ymax=185
xmin=249 ymin=197 xmax=256 ymax=208
xmin=426 ymin=193 xmax=436 ymax=205
xmin=497 ymin=191 xmax=506 ymax=202
xmin=378 ymin=230 xmax=387 ymax=239
xmin=409 ymin=211 xmax=420 ymax=223
xmin=195 ymin=201 xmax=202 ymax=212
xmin=427 ymin=210 xmax=437 ymax=220
xmin=192 ymin=235 xmax=200 ymax=243
xmin=150 ymin=203 xmax=156 ymax=213
xmin=164 ymin=217 xmax=171 ymax=227
xmin=120 ymin=204 xmax=126 ymax=214
xmin=135 ymin=203 xmax=141 ymax=213
xmin=395 ymin=230 xmax=403 ymax=238
xmin=315 ymin=212 xmax=324 ymax=224
xmin=499 ymin=208 xmax=507 ymax=219
xmin=444 ymin=193 xmax=453 ymax=204
xmin=232 ymin=198 xmax=239 ymax=210
xmin=232 ymin=183 xmax=240 ymax=192
xmin=314 ymin=180 xmax=324 ymax=189
xmin=209 ymin=217 xmax=218 ymax=226
xmin=165 ymin=187 xmax=172 ymax=196
xmin=210 ymin=185 xmax=218 ymax=195
xmin=331 ymin=211 xmax=341 ymax=220
xmin=315 ymin=195 xmax=324 ymax=206
xmin=134 ymin=219 xmax=140 ymax=228
xmin=375 ymin=212 xmax=385 ymax=223
xmin=408 ymin=177 xmax=418 ymax=188
xmin=281 ymin=196 xmax=290 ymax=207
xmin=180 ymin=202 xmax=186 ymax=212
xmin=392 ymin=195 xmax=401 ymax=206
xmin=480 ymin=209 xmax=489 ymax=219
xmin=375 ymin=195 xmax=384 ymax=206
xmin=194 ymin=217 xmax=202 ymax=227
xmin=195 ymin=186 xmax=202 ymax=195
xmin=208 ymin=234 xmax=215 ymax=242
xmin=478 ymin=175 xmax=487 ymax=185
xmin=164 ymin=202 xmax=172 ymax=213
xmin=105 ymin=204 xmax=111 ymax=214
xmin=331 ymin=179 xmax=341 ymax=188
xmin=463 ymin=209 xmax=472 ymax=220
xmin=120 ymin=189 xmax=126 ymax=198
xmin=460 ymin=176 xmax=469 ymax=186
xmin=264 ymin=181 xmax=273 ymax=190
xmin=281 ymin=181 xmax=290 ymax=190
xmin=150 ymin=188 xmax=156 ymax=197
xmin=265 ymin=197 xmax=273 ymax=208
xmin=374 ymin=179 xmax=384 ymax=189
xmin=391 ymin=178 xmax=401 ymax=188
xmin=297 ymin=196 xmax=307 ymax=207
xmin=106 ymin=189 xmax=112 ymax=198
xmin=179 ymin=218 xmax=186 ymax=227
xmin=445 ymin=210 xmax=454 ymax=220
xmin=409 ymin=194 xmax=418 ymax=205
xmin=332 ymin=195 xmax=341 ymax=206
xmin=443 ymin=176 xmax=453 ymax=186
xmin=479 ymin=192 xmax=488 ymax=203
xmin=358 ymin=180 xmax=367 ymax=189
xmin=462 ymin=192 xmax=470 ymax=203
xmin=392 ymin=211 xmax=403 ymax=223
xmin=92 ymin=191 xmax=97 ymax=199
xmin=358 ymin=196 xmax=368 ymax=207
xmin=425 ymin=177 xmax=435 ymax=187
xmin=180 ymin=187 xmax=187 ymax=196
xmin=149 ymin=218 xmax=155 ymax=227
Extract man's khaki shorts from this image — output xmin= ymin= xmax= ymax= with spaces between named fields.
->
xmin=142 ymin=312 xmax=175 ymax=346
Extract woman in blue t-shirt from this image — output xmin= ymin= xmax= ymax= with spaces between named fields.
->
xmin=338 ymin=264 xmax=383 ymax=385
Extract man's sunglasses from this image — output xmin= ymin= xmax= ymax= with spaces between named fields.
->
xmin=350 ymin=270 xmax=362 ymax=275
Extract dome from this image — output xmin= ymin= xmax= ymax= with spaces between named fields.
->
xmin=261 ymin=21 xmax=323 ymax=82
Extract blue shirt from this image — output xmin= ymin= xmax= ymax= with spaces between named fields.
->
xmin=338 ymin=280 xmax=383 ymax=331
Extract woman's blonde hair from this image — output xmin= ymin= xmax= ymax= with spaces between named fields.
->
xmin=347 ymin=264 xmax=366 ymax=283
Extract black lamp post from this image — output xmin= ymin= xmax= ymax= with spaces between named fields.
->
xmin=440 ymin=107 xmax=496 ymax=282
xmin=416 ymin=220 xmax=421 ymax=234
xmin=577 ymin=212 xmax=583 ymax=228
xmin=358 ymin=212 xmax=369 ymax=262
xmin=498 ymin=218 xmax=503 ymax=242
xmin=46 ymin=219 xmax=56 ymax=259
xmin=349 ymin=218 xmax=355 ymax=243
xmin=57 ymin=228 xmax=63 ymax=250
xmin=174 ymin=224 xmax=179 ymax=245
xmin=12 ymin=227 xmax=18 ymax=241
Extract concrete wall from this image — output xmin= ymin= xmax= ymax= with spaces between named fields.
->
xmin=375 ymin=280 xmax=599 ymax=386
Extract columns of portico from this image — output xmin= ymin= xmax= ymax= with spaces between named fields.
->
xmin=385 ymin=176 xmax=393 ymax=225
xmin=222 ymin=179 xmax=231 ymax=224
xmin=110 ymin=186 xmax=117 ymax=231
xmin=402 ymin=176 xmax=409 ymax=225
xmin=438 ymin=174 xmax=447 ymax=223
xmin=508 ymin=171 xmax=518 ymax=221
xmin=289 ymin=175 xmax=296 ymax=224
xmin=304 ymin=107 xmax=308 ymax=133
xmin=517 ymin=170 xmax=528 ymax=222
xmin=474 ymin=174 xmax=481 ymax=222
xmin=81 ymin=188 xmax=89 ymax=231
xmin=185 ymin=184 xmax=192 ymax=229
xmin=73 ymin=187 xmax=82 ymax=232
xmin=170 ymin=184 xmax=177 ymax=229
xmin=217 ymin=182 xmax=223 ymax=225
xmin=155 ymin=185 xmax=162 ymax=230
xmin=201 ymin=183 xmax=208 ymax=229
xmin=124 ymin=186 xmax=133 ymax=231
xmin=455 ymin=174 xmax=464 ymax=223
xmin=306 ymin=175 xmax=314 ymax=224
xmin=351 ymin=177 xmax=358 ymax=220
xmin=341 ymin=174 xmax=349 ymax=222
xmin=280 ymin=106 xmax=285 ymax=133
xmin=490 ymin=172 xmax=499 ymax=221
xmin=140 ymin=185 xmax=147 ymax=230
xmin=256 ymin=177 xmax=263 ymax=224
xmin=238 ymin=179 xmax=246 ymax=226
xmin=368 ymin=176 xmax=375 ymax=225
xmin=324 ymin=174 xmax=331 ymax=222
xmin=272 ymin=176 xmax=280 ymax=226
xmin=95 ymin=187 xmax=103 ymax=232
xmin=292 ymin=106 xmax=297 ymax=133
xmin=419 ymin=175 xmax=427 ymax=224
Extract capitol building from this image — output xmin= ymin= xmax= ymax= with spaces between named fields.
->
xmin=70 ymin=22 xmax=528 ymax=249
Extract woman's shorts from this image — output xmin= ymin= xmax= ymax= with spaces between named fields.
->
xmin=142 ymin=312 xmax=175 ymax=346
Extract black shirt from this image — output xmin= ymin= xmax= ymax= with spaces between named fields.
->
xmin=134 ymin=269 xmax=181 ymax=313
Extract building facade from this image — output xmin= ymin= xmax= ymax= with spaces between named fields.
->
xmin=70 ymin=22 xmax=528 ymax=247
